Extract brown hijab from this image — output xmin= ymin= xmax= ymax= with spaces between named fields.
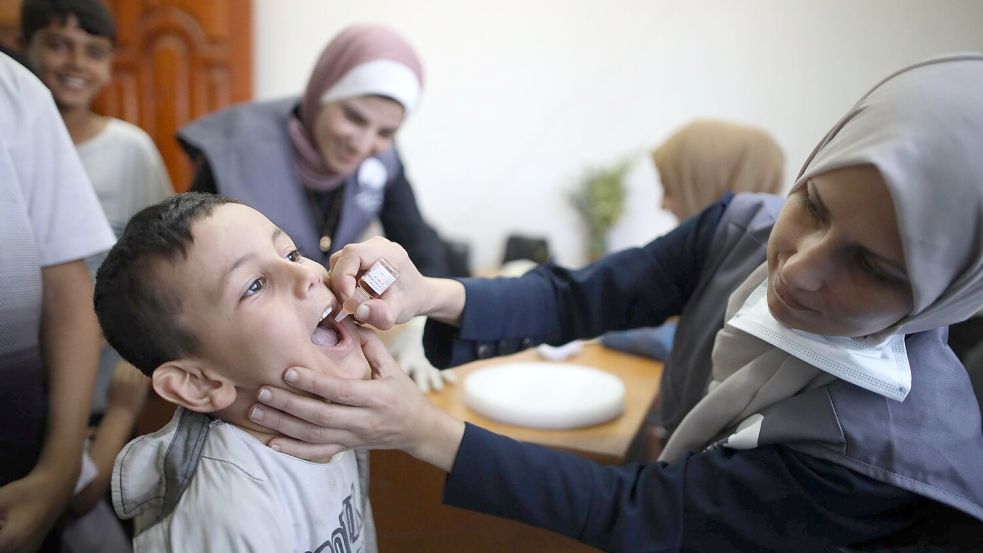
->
xmin=653 ymin=120 xmax=784 ymax=219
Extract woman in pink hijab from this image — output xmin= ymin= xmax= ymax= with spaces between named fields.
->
xmin=179 ymin=24 xmax=449 ymax=277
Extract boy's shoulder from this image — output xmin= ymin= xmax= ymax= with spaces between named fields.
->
xmin=123 ymin=415 xmax=291 ymax=550
xmin=114 ymin=409 xmax=366 ymax=551
xmin=113 ymin=408 xmax=361 ymax=519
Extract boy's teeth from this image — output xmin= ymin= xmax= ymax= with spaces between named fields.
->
xmin=319 ymin=306 xmax=333 ymax=322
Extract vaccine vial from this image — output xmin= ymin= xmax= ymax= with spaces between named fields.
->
xmin=334 ymin=258 xmax=399 ymax=322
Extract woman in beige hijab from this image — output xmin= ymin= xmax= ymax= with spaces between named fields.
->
xmin=252 ymin=56 xmax=983 ymax=551
xmin=605 ymin=120 xmax=785 ymax=453
xmin=654 ymin=119 xmax=784 ymax=220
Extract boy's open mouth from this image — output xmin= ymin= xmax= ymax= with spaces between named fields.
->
xmin=312 ymin=306 xmax=346 ymax=349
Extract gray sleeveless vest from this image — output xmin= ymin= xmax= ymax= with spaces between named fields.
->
xmin=665 ymin=193 xmax=983 ymax=519
xmin=177 ymin=97 xmax=402 ymax=265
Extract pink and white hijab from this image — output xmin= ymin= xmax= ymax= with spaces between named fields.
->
xmin=288 ymin=24 xmax=424 ymax=192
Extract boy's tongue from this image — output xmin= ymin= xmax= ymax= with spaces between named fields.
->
xmin=312 ymin=326 xmax=340 ymax=347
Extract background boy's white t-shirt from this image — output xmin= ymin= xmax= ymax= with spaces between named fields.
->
xmin=77 ymin=117 xmax=173 ymax=272
xmin=76 ymin=117 xmax=172 ymax=235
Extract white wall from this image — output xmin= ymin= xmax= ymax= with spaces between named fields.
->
xmin=254 ymin=0 xmax=983 ymax=270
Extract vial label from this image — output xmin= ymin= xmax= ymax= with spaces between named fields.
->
xmin=361 ymin=260 xmax=397 ymax=296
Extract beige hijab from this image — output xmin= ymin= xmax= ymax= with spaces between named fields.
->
xmin=653 ymin=120 xmax=784 ymax=219
xmin=661 ymin=54 xmax=983 ymax=463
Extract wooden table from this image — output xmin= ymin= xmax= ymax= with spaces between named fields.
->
xmin=369 ymin=342 xmax=663 ymax=552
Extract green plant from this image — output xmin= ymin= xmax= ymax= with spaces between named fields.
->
xmin=568 ymin=160 xmax=629 ymax=261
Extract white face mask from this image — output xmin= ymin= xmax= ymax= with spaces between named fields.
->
xmin=728 ymin=281 xmax=911 ymax=402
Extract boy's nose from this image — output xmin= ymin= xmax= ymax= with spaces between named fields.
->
xmin=67 ymin=45 xmax=85 ymax=67
xmin=291 ymin=263 xmax=322 ymax=298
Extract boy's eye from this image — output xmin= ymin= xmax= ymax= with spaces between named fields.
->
xmin=286 ymin=249 xmax=302 ymax=262
xmin=242 ymin=278 xmax=265 ymax=299
xmin=44 ymin=37 xmax=69 ymax=52
xmin=87 ymin=45 xmax=111 ymax=60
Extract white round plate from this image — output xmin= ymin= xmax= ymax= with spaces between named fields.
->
xmin=463 ymin=362 xmax=625 ymax=430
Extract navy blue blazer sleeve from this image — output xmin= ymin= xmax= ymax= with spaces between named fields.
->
xmin=424 ymin=195 xmax=731 ymax=368
xmin=444 ymin=424 xmax=935 ymax=552
xmin=378 ymin=152 xmax=451 ymax=278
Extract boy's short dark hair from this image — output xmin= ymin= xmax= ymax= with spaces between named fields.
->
xmin=94 ymin=193 xmax=240 ymax=376
xmin=21 ymin=0 xmax=117 ymax=44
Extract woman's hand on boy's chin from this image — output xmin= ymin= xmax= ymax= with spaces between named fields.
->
xmin=249 ymin=327 xmax=430 ymax=462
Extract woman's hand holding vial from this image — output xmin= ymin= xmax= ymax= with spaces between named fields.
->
xmin=327 ymin=237 xmax=467 ymax=330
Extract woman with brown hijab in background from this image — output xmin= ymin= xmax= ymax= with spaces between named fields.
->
xmin=654 ymin=119 xmax=784 ymax=220
xmin=604 ymin=120 xmax=785 ymax=360
xmin=604 ymin=119 xmax=786 ymax=458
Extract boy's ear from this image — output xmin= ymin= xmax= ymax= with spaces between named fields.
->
xmin=153 ymin=360 xmax=236 ymax=413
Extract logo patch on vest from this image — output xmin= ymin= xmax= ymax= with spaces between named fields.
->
xmin=355 ymin=158 xmax=387 ymax=212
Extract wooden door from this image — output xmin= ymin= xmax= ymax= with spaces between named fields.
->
xmin=0 ymin=0 xmax=252 ymax=192
xmin=93 ymin=0 xmax=251 ymax=191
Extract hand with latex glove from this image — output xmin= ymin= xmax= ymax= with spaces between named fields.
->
xmin=382 ymin=317 xmax=457 ymax=393
xmin=327 ymin=237 xmax=465 ymax=331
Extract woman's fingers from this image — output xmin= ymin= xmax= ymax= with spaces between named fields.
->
xmin=357 ymin=298 xmax=396 ymax=328
xmin=325 ymin=237 xmax=426 ymax=329
xmin=265 ymin=437 xmax=347 ymax=462
xmin=250 ymin=396 xmax=365 ymax=444
xmin=358 ymin=330 xmax=407 ymax=379
xmin=328 ymin=238 xmax=397 ymax=298
xmin=281 ymin=366 xmax=377 ymax=407
xmin=327 ymin=248 xmax=361 ymax=299
xmin=256 ymin=380 xmax=366 ymax=421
